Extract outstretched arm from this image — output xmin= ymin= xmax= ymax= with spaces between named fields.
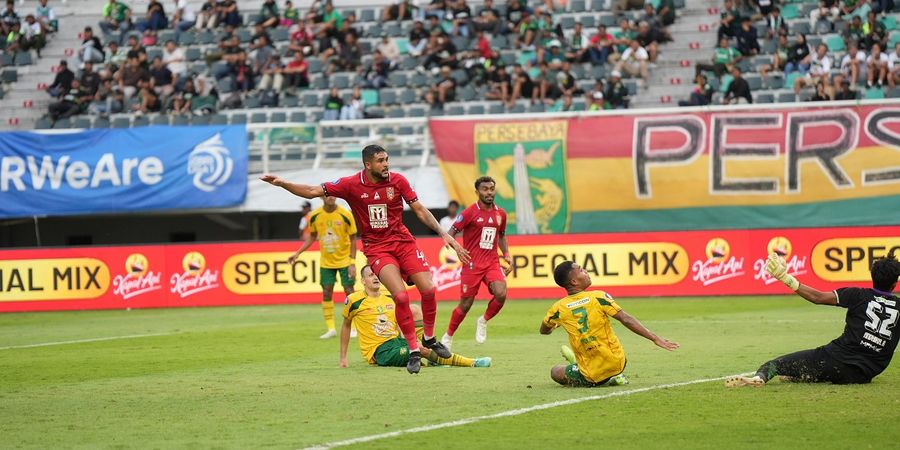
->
xmin=409 ymin=201 xmax=471 ymax=265
xmin=260 ymin=174 xmax=325 ymax=199
xmin=339 ymin=317 xmax=352 ymax=367
xmin=766 ymin=252 xmax=837 ymax=305
xmin=612 ymin=310 xmax=679 ymax=351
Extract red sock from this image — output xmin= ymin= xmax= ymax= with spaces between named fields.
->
xmin=420 ymin=287 xmax=437 ymax=338
xmin=483 ymin=298 xmax=505 ymax=321
xmin=392 ymin=291 xmax=419 ymax=351
xmin=446 ymin=306 xmax=469 ymax=337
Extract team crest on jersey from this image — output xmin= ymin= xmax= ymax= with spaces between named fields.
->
xmin=496 ymin=214 xmax=502 ymax=225
xmin=386 ymin=187 xmax=395 ymax=200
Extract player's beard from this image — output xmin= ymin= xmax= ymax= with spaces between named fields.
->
xmin=480 ymin=195 xmax=494 ymax=206
xmin=369 ymin=168 xmax=388 ymax=181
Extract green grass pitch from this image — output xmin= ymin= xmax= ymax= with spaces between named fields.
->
xmin=1 ymin=296 xmax=898 ymax=449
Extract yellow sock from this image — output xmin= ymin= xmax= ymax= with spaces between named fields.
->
xmin=427 ymin=352 xmax=476 ymax=367
xmin=321 ymin=300 xmax=335 ymax=330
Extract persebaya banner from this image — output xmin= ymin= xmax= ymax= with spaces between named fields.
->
xmin=430 ymin=104 xmax=900 ymax=233
xmin=0 ymin=226 xmax=895 ymax=312
xmin=0 ymin=126 xmax=248 ymax=218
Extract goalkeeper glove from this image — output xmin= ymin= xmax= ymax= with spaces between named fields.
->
xmin=766 ymin=252 xmax=800 ymax=291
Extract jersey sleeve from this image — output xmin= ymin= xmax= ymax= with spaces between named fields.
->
xmin=395 ymin=174 xmax=419 ymax=204
xmin=322 ymin=175 xmax=352 ymax=199
xmin=834 ymin=287 xmax=866 ymax=309
xmin=595 ymin=291 xmax=622 ymax=316
xmin=543 ymin=302 xmax=561 ymax=328
xmin=343 ymin=292 xmax=365 ymax=320
xmin=450 ymin=208 xmax=469 ymax=233
xmin=499 ymin=210 xmax=508 ymax=236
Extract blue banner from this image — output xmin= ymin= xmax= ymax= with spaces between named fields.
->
xmin=0 ymin=126 xmax=248 ymax=218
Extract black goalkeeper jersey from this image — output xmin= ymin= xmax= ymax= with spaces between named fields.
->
xmin=824 ymin=287 xmax=899 ymax=378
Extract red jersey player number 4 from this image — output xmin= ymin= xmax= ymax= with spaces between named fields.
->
xmin=259 ymin=144 xmax=470 ymax=375
xmin=442 ymin=176 xmax=512 ymax=351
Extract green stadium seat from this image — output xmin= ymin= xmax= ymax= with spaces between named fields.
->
xmin=825 ymin=34 xmax=845 ymax=52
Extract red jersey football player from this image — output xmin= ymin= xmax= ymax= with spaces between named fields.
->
xmin=260 ymin=145 xmax=471 ymax=374
xmin=441 ymin=176 xmax=512 ymax=350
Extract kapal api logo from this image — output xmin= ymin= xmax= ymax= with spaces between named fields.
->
xmin=430 ymin=246 xmax=463 ymax=292
xmin=112 ymin=253 xmax=162 ymax=300
xmin=170 ymin=251 xmax=220 ymax=298
xmin=188 ymin=133 xmax=234 ymax=192
xmin=692 ymin=238 xmax=746 ymax=286
xmin=754 ymin=236 xmax=808 ymax=284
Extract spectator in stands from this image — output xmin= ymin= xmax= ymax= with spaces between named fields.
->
xmin=4 ymin=22 xmax=23 ymax=55
xmin=759 ymin=32 xmax=789 ymax=76
xmin=408 ymin=20 xmax=428 ymax=56
xmin=431 ymin=65 xmax=457 ymax=104
xmin=553 ymin=61 xmax=579 ymax=98
xmin=841 ymin=0 xmax=867 ymax=18
xmin=615 ymin=40 xmax=650 ymax=87
xmin=532 ymin=61 xmax=553 ymax=103
xmin=257 ymin=52 xmax=284 ymax=93
xmin=22 ymin=15 xmax=45 ymax=56
xmin=717 ymin=0 xmax=740 ymax=40
xmin=80 ymin=26 xmax=105 ymax=64
xmin=288 ymin=19 xmax=314 ymax=55
xmin=323 ymin=87 xmax=342 ymax=120
xmin=383 ymin=0 xmax=415 ymax=22
xmin=217 ymin=0 xmax=241 ymax=28
xmin=149 ymin=55 xmax=174 ymax=98
xmin=340 ymin=86 xmax=365 ymax=120
xmin=507 ymin=63 xmax=535 ymax=107
xmin=80 ymin=61 xmax=101 ymax=97
xmin=809 ymin=80 xmax=832 ymax=101
xmin=505 ymin=0 xmax=528 ymax=35
xmin=136 ymin=0 xmax=168 ymax=32
xmin=173 ymin=0 xmax=195 ymax=38
xmin=834 ymin=78 xmax=857 ymax=99
xmin=281 ymin=51 xmax=309 ymax=92
xmin=863 ymin=11 xmax=888 ymax=52
xmin=545 ymin=40 xmax=566 ymax=70
xmin=810 ymin=0 xmax=839 ymax=31
xmin=252 ymin=34 xmax=276 ymax=75
xmin=696 ymin=37 xmax=742 ymax=79
xmin=320 ymin=2 xmax=342 ymax=38
xmin=257 ymin=0 xmax=279 ymax=28
xmin=161 ymin=40 xmax=186 ymax=83
xmin=846 ymin=15 xmax=865 ymax=47
xmin=723 ymin=66 xmax=752 ymax=104
xmin=549 ymin=93 xmax=574 ymax=112
xmin=586 ymin=89 xmax=603 ymax=111
xmin=363 ymin=50 xmax=391 ymax=89
xmin=838 ymin=43 xmax=866 ymax=88
xmin=189 ymin=77 xmax=217 ymax=114
xmin=101 ymin=41 xmax=126 ymax=78
xmin=588 ymin=24 xmax=614 ymax=65
xmin=657 ymin=0 xmax=676 ymax=27
xmin=765 ymin=7 xmax=786 ymax=39
xmin=46 ymin=59 xmax=73 ymax=98
xmin=565 ymin=21 xmax=590 ymax=63
xmin=168 ymin=78 xmax=194 ymax=114
xmin=784 ymin=33 xmax=811 ymax=75
xmin=332 ymin=33 xmax=362 ymax=73
xmin=889 ymin=43 xmax=900 ymax=87
xmin=678 ymin=73 xmax=712 ymax=106
xmin=99 ymin=0 xmax=131 ymax=43
xmin=421 ymin=30 xmax=458 ymax=71
xmin=89 ymin=78 xmax=124 ymax=115
xmin=735 ymin=17 xmax=759 ymax=56
xmin=229 ymin=51 xmax=254 ymax=93
xmin=604 ymin=70 xmax=629 ymax=109
xmin=473 ymin=0 xmax=501 ymax=34
xmin=282 ymin=1 xmax=299 ymax=27
xmin=132 ymin=82 xmax=161 ymax=113
xmin=196 ymin=0 xmax=218 ymax=29
xmin=314 ymin=27 xmax=336 ymax=63
xmin=635 ymin=21 xmax=662 ymax=62
xmin=116 ymin=54 xmax=148 ymax=99
xmin=451 ymin=0 xmax=472 ymax=38
xmin=867 ymin=42 xmax=889 ymax=87
xmin=485 ymin=64 xmax=511 ymax=103
xmin=424 ymin=0 xmax=449 ymax=21
xmin=793 ymin=43 xmax=832 ymax=95
xmin=48 ymin=79 xmax=83 ymax=123
xmin=515 ymin=11 xmax=538 ymax=50
xmin=1 ymin=0 xmax=18 ymax=36
xmin=377 ymin=34 xmax=400 ymax=67
xmin=126 ymin=34 xmax=148 ymax=69
xmin=36 ymin=0 xmax=56 ymax=34
xmin=439 ymin=201 xmax=460 ymax=231
xmin=613 ymin=0 xmax=645 ymax=14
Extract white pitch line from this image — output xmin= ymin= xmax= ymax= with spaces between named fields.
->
xmin=302 ymin=373 xmax=745 ymax=450
xmin=0 ymin=332 xmax=181 ymax=350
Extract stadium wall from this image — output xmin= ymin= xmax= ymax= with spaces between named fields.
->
xmin=0 ymin=225 xmax=896 ymax=312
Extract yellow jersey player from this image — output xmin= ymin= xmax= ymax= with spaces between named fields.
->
xmin=339 ymin=265 xmax=492 ymax=369
xmin=540 ymin=261 xmax=679 ymax=387
xmin=289 ymin=195 xmax=358 ymax=339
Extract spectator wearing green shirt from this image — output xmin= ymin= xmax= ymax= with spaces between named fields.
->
xmin=695 ymin=36 xmax=742 ymax=78
xmin=717 ymin=0 xmax=740 ymax=41
xmin=657 ymin=0 xmax=675 ymax=26
xmin=99 ymin=0 xmax=132 ymax=43
xmin=321 ymin=2 xmax=343 ymax=38
xmin=258 ymin=0 xmax=279 ymax=28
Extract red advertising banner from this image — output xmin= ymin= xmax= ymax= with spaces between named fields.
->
xmin=0 ymin=225 xmax=896 ymax=312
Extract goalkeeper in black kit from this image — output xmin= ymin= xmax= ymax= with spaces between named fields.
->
xmin=727 ymin=251 xmax=900 ymax=387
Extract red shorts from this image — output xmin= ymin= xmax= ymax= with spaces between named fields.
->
xmin=460 ymin=265 xmax=506 ymax=298
xmin=366 ymin=241 xmax=430 ymax=285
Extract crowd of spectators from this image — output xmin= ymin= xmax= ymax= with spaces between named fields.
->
xmin=1 ymin=0 xmax=56 ymax=58
xmin=685 ymin=0 xmax=896 ymax=106
xmin=40 ymin=0 xmax=687 ymax=123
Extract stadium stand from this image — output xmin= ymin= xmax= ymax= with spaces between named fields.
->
xmin=0 ymin=0 xmax=898 ymax=129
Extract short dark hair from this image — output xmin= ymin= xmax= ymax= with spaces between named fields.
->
xmin=362 ymin=144 xmax=387 ymax=163
xmin=360 ymin=264 xmax=373 ymax=277
xmin=872 ymin=251 xmax=900 ymax=292
xmin=475 ymin=176 xmax=496 ymax=190
xmin=448 ymin=200 xmax=460 ymax=208
xmin=553 ymin=261 xmax=575 ymax=288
